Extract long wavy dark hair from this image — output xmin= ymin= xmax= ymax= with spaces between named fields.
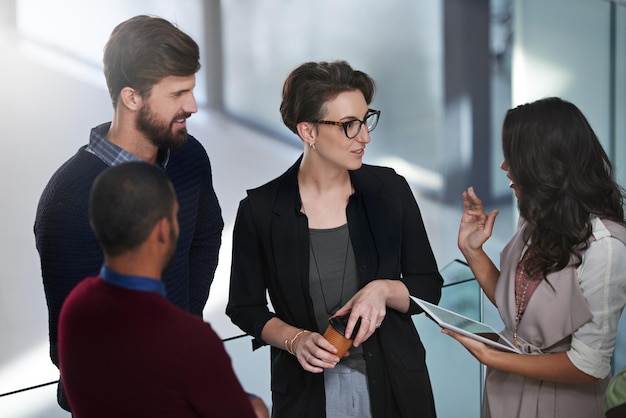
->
xmin=502 ymin=97 xmax=625 ymax=277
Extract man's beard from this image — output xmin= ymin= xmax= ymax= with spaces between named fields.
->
xmin=136 ymin=104 xmax=190 ymax=150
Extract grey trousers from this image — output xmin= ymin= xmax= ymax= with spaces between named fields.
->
xmin=324 ymin=364 xmax=372 ymax=418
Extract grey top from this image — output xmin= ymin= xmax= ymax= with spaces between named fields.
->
xmin=309 ymin=224 xmax=365 ymax=373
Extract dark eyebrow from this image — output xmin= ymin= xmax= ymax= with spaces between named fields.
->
xmin=338 ymin=110 xmax=371 ymax=121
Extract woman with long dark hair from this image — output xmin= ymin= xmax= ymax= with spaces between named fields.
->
xmin=450 ymin=97 xmax=626 ymax=417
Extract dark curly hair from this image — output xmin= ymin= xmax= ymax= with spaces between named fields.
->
xmin=502 ymin=97 xmax=625 ymax=277
xmin=279 ymin=60 xmax=376 ymax=136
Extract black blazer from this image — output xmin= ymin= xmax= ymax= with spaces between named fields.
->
xmin=227 ymin=156 xmax=443 ymax=418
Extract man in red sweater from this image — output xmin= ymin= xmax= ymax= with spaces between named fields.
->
xmin=58 ymin=162 xmax=258 ymax=417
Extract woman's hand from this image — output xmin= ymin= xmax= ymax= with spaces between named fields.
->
xmin=458 ymin=187 xmax=499 ymax=255
xmin=442 ymin=328 xmax=599 ymax=384
xmin=293 ymin=331 xmax=341 ymax=373
xmin=441 ymin=328 xmax=494 ymax=364
xmin=333 ymin=280 xmax=395 ymax=347
xmin=456 ymin=187 xmax=502 ymax=304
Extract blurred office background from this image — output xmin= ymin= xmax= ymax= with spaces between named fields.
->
xmin=0 ymin=0 xmax=625 ymax=417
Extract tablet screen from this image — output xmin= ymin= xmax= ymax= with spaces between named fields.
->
xmin=411 ymin=296 xmax=520 ymax=353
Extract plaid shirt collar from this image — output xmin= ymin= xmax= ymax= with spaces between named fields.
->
xmin=86 ymin=122 xmax=170 ymax=168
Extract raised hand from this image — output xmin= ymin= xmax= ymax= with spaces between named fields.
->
xmin=458 ymin=186 xmax=499 ymax=255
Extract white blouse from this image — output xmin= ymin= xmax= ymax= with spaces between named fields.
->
xmin=568 ymin=217 xmax=626 ymax=378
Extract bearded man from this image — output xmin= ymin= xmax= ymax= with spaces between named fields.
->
xmin=34 ymin=15 xmax=224 ymax=412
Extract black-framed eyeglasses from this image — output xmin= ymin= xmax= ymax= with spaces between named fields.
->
xmin=314 ymin=109 xmax=381 ymax=139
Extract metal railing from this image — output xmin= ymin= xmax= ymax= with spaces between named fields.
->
xmin=1 ymin=260 xmax=482 ymax=417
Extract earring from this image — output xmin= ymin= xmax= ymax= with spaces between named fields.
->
xmin=309 ymin=142 xmax=316 ymax=150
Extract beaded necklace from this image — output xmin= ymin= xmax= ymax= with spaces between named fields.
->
xmin=513 ymin=251 xmax=542 ymax=348
xmin=513 ymin=266 xmax=531 ymax=348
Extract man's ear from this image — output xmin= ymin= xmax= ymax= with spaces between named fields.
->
xmin=119 ymin=87 xmax=142 ymax=112
xmin=296 ymin=121 xmax=317 ymax=146
xmin=153 ymin=217 xmax=169 ymax=244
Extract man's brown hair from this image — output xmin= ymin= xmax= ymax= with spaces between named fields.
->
xmin=103 ymin=15 xmax=200 ymax=108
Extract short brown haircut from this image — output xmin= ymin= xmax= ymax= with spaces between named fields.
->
xmin=279 ymin=60 xmax=376 ymax=135
xmin=103 ymin=15 xmax=201 ymax=108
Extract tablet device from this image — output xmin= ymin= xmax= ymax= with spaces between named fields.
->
xmin=411 ymin=296 xmax=521 ymax=353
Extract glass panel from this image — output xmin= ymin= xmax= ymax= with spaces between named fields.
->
xmin=15 ymin=0 xmax=208 ymax=105
xmin=413 ymin=259 xmax=482 ymax=417
xmin=223 ymin=336 xmax=272 ymax=410
xmin=223 ymin=260 xmax=485 ymax=417
xmin=222 ymin=0 xmax=513 ymax=204
xmin=222 ymin=0 xmax=445 ymax=193
xmin=612 ymin=3 xmax=626 ymax=376
xmin=0 ymin=383 xmax=70 ymax=418
xmin=0 ymin=262 xmax=484 ymax=418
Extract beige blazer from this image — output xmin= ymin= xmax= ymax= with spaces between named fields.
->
xmin=483 ymin=219 xmax=626 ymax=418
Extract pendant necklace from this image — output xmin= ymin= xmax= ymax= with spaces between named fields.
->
xmin=309 ymin=232 xmax=350 ymax=315
xmin=300 ymin=182 xmax=353 ymax=315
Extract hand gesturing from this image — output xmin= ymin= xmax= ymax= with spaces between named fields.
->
xmin=458 ymin=187 xmax=499 ymax=254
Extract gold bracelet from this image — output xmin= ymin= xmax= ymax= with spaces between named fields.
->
xmin=287 ymin=329 xmax=310 ymax=356
xmin=285 ymin=330 xmax=299 ymax=355
xmin=288 ymin=329 xmax=303 ymax=355
xmin=290 ymin=329 xmax=310 ymax=355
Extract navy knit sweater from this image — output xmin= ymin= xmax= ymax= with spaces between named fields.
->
xmin=34 ymin=134 xmax=223 ymax=372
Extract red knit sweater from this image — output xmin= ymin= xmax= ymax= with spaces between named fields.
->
xmin=59 ymin=276 xmax=255 ymax=418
